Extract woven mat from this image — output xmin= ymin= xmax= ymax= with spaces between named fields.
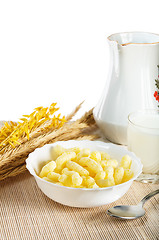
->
xmin=0 ymin=172 xmax=159 ymax=240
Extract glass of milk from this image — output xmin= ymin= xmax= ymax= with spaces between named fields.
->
xmin=128 ymin=110 xmax=159 ymax=176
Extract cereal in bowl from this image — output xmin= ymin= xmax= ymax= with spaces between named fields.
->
xmin=39 ymin=145 xmax=134 ymax=188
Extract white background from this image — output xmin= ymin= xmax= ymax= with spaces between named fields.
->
xmin=0 ymin=0 xmax=159 ymax=121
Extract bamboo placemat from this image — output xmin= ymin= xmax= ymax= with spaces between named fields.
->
xmin=0 ymin=172 xmax=159 ymax=240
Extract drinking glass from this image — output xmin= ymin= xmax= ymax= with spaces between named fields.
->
xmin=128 ymin=110 xmax=159 ymax=184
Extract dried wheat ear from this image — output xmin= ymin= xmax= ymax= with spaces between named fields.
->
xmin=0 ymin=102 xmax=99 ymax=181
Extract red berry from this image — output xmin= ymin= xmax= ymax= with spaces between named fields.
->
xmin=154 ymin=91 xmax=158 ymax=97
xmin=156 ymin=95 xmax=159 ymax=101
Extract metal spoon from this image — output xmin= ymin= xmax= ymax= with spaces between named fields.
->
xmin=107 ymin=189 xmax=159 ymax=220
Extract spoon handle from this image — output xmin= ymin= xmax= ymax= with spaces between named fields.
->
xmin=140 ymin=189 xmax=159 ymax=206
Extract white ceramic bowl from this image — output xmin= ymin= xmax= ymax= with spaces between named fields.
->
xmin=26 ymin=140 xmax=142 ymax=208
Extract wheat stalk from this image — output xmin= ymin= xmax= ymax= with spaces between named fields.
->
xmin=2 ymin=102 xmax=83 ymax=155
xmin=0 ymin=130 xmax=98 ymax=176
xmin=66 ymin=101 xmax=84 ymax=121
xmin=78 ymin=108 xmax=94 ymax=125
xmin=0 ymin=122 xmax=87 ymax=167
xmin=0 ymin=106 xmax=98 ymax=181
xmin=1 ymin=164 xmax=26 ymax=180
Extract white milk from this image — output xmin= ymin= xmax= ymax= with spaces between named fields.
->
xmin=128 ymin=113 xmax=159 ymax=174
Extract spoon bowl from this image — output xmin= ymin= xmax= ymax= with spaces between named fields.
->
xmin=107 ymin=189 xmax=159 ymax=220
xmin=107 ymin=204 xmax=145 ymax=219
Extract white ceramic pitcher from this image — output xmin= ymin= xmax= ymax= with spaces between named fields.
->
xmin=93 ymin=32 xmax=159 ymax=145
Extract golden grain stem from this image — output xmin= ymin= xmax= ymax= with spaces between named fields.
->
xmin=0 ymin=122 xmax=89 ymax=168
xmin=0 ymin=123 xmax=96 ymax=171
xmin=0 ymin=106 xmax=96 ymax=181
